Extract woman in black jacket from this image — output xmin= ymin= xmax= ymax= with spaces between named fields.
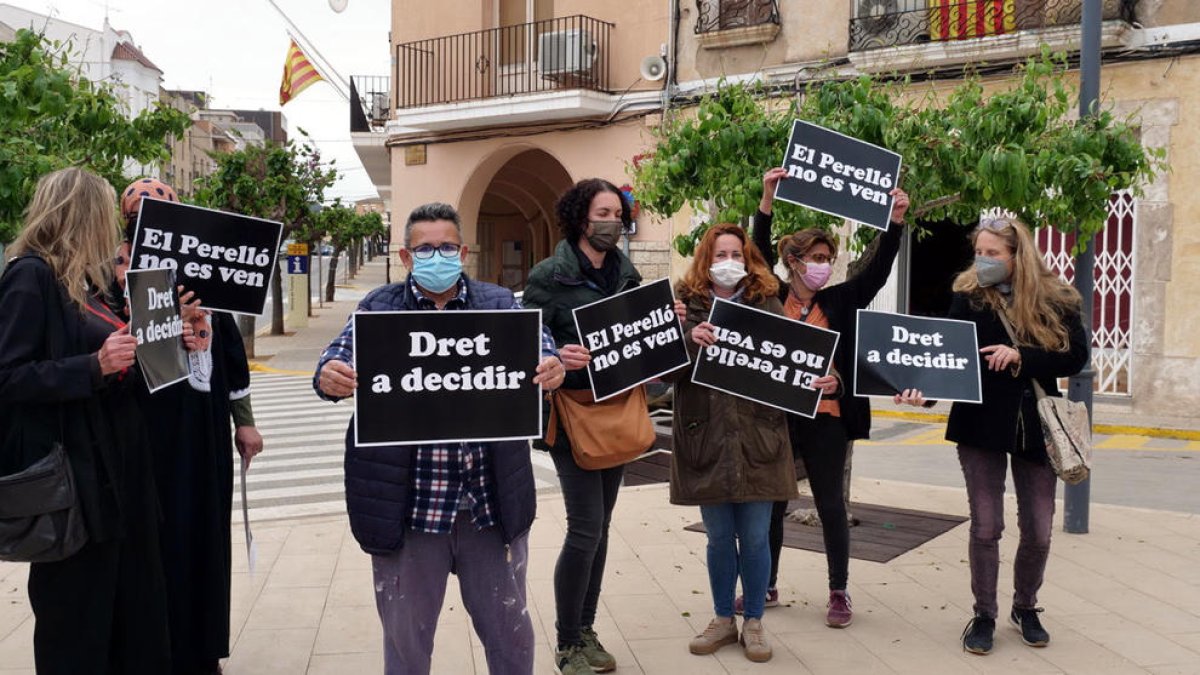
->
xmin=746 ymin=167 xmax=908 ymax=627
xmin=0 ymin=168 xmax=171 ymax=673
xmin=900 ymin=217 xmax=1088 ymax=655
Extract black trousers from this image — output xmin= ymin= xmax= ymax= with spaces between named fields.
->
xmin=549 ymin=447 xmax=624 ymax=647
xmin=768 ymin=413 xmax=850 ymax=590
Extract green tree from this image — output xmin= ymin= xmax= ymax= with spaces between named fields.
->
xmin=633 ymin=52 xmax=1163 ymax=257
xmin=0 ymin=29 xmax=190 ymax=245
xmin=194 ymin=133 xmax=337 ymax=337
xmin=315 ymin=202 xmax=358 ymax=302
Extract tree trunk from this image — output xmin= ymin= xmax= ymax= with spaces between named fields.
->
xmin=270 ymin=258 xmax=284 ymax=335
xmin=348 ymin=240 xmax=359 ymax=278
xmin=325 ymin=245 xmax=343 ymax=302
xmin=306 ymin=239 xmax=319 ymax=317
xmin=238 ymin=314 xmax=256 ymax=359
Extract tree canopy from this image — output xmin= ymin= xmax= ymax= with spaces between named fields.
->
xmin=0 ymin=29 xmax=190 ymax=243
xmin=193 ymin=133 xmax=338 ymax=334
xmin=632 ymin=52 xmax=1164 ymax=257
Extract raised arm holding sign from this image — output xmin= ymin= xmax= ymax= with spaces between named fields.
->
xmin=772 ymin=120 xmax=904 ymax=231
xmin=130 ymin=198 xmax=284 ymax=315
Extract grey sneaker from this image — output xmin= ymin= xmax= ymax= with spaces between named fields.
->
xmin=689 ymin=616 xmax=738 ymax=655
xmin=556 ymin=643 xmax=593 ymax=675
xmin=580 ymin=627 xmax=616 ymax=672
xmin=740 ymin=617 xmax=773 ymax=662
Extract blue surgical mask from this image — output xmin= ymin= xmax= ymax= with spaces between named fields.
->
xmin=411 ymin=254 xmax=462 ymax=293
xmin=975 ymin=255 xmax=1010 ymax=288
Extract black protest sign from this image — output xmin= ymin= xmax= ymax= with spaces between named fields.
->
xmin=691 ymin=299 xmax=840 ymax=418
xmin=854 ymin=310 xmax=982 ymax=403
xmin=774 ymin=120 xmax=903 ymax=231
xmin=353 ymin=310 xmax=543 ymax=446
xmin=573 ymin=278 xmax=690 ymax=401
xmin=125 ymin=268 xmax=190 ymax=393
xmin=130 ymin=198 xmax=284 ymax=315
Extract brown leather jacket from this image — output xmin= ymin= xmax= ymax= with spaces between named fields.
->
xmin=665 ymin=291 xmax=799 ymax=506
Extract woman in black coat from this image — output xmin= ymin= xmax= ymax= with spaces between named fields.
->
xmin=117 ymin=179 xmax=264 ymax=675
xmin=0 ymin=168 xmax=171 ymax=673
xmin=900 ymin=217 xmax=1088 ymax=655
xmin=747 ymin=167 xmax=908 ymax=627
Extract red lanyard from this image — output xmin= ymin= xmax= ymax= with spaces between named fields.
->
xmin=84 ymin=298 xmax=126 ymax=331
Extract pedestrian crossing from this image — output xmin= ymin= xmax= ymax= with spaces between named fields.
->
xmin=236 ymin=372 xmax=562 ymax=523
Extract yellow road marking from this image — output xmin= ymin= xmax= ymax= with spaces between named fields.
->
xmin=1094 ymin=434 xmax=1151 ymax=450
xmin=248 ymin=362 xmax=312 ymax=376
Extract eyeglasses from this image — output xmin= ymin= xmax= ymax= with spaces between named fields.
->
xmin=410 ymin=243 xmax=461 ymax=260
xmin=978 ymin=217 xmax=1016 ymax=232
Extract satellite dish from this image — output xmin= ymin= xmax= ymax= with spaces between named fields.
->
xmin=640 ymin=55 xmax=667 ymax=81
xmin=329 ymin=0 xmax=348 ymax=12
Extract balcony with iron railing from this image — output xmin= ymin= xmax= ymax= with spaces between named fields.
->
xmin=849 ymin=0 xmax=1136 ymax=52
xmin=350 ymin=75 xmax=390 ymax=132
xmin=695 ymin=0 xmax=781 ymax=48
xmin=393 ymin=14 xmax=613 ymax=111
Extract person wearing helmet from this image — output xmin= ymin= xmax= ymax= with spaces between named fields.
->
xmin=119 ymin=178 xmax=263 ymax=675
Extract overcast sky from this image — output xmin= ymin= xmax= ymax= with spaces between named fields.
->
xmin=8 ymin=0 xmax=390 ymax=203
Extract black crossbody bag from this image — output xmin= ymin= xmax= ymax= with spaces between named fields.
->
xmin=0 ymin=256 xmax=88 ymax=562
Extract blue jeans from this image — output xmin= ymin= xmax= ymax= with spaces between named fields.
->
xmin=700 ymin=501 xmax=773 ymax=620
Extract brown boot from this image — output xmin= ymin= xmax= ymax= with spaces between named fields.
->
xmin=689 ymin=616 xmax=738 ymax=655
xmin=740 ymin=618 xmax=773 ymax=662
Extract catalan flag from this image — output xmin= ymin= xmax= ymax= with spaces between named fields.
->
xmin=279 ymin=38 xmax=323 ymax=106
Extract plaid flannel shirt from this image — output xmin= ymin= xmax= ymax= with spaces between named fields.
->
xmin=315 ymin=276 xmax=557 ymax=534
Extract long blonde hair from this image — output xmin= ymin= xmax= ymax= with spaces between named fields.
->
xmin=952 ymin=217 xmax=1081 ymax=351
xmin=10 ymin=168 xmax=119 ymax=309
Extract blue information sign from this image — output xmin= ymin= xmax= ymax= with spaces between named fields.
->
xmin=286 ymin=255 xmax=309 ymax=274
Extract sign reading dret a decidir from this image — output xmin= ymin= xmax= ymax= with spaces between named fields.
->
xmin=774 ymin=119 xmax=903 ymax=232
xmin=352 ymin=309 xmax=544 ymax=446
xmin=125 ymin=267 xmax=190 ymax=394
xmin=691 ymin=298 xmax=840 ymax=418
xmin=130 ymin=198 xmax=284 ymax=315
xmin=853 ymin=310 xmax=982 ymax=403
xmin=573 ymin=278 xmax=690 ymax=401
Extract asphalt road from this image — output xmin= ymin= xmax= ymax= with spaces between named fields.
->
xmin=855 ymin=418 xmax=1200 ymax=514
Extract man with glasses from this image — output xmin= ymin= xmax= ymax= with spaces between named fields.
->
xmin=314 ymin=202 xmax=565 ymax=675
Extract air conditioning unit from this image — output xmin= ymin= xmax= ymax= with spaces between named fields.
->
xmin=538 ymin=29 xmax=597 ymax=77
xmin=368 ymin=92 xmax=389 ymax=122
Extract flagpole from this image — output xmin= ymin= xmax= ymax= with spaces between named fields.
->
xmin=263 ymin=0 xmax=351 ymax=100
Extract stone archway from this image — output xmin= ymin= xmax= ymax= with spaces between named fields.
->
xmin=460 ymin=147 xmax=573 ymax=291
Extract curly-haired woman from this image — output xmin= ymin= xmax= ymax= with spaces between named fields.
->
xmin=521 ymin=178 xmax=646 ymax=675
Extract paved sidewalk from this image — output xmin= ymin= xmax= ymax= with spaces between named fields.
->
xmin=3 ymin=478 xmax=1196 ymax=674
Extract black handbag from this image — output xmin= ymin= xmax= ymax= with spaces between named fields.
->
xmin=0 ymin=442 xmax=87 ymax=562
xmin=0 ymin=256 xmax=88 ymax=562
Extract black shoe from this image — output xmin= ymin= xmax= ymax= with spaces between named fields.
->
xmin=961 ymin=615 xmax=995 ymax=655
xmin=1010 ymin=607 xmax=1050 ymax=647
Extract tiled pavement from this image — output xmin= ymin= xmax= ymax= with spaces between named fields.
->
xmin=3 ymin=478 xmax=1196 ymax=674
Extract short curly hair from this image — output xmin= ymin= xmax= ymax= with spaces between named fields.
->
xmin=555 ymin=178 xmax=632 ymax=243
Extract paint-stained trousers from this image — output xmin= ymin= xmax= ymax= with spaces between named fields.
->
xmin=371 ymin=513 xmax=534 ymax=675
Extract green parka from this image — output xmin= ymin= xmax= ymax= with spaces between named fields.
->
xmin=666 ymin=291 xmax=800 ymax=506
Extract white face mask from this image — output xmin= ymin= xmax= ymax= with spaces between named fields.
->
xmin=709 ymin=259 xmax=747 ymax=290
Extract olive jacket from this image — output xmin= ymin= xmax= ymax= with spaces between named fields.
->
xmin=665 ymin=290 xmax=800 ymax=506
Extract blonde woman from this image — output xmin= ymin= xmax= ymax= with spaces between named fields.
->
xmin=899 ymin=217 xmax=1088 ymax=655
xmin=0 ymin=168 xmax=171 ymax=673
